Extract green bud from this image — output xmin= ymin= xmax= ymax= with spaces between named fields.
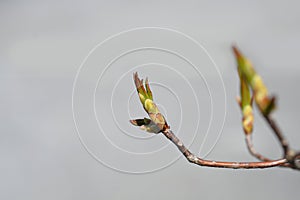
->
xmin=131 ymin=72 xmax=167 ymax=133
xmin=233 ymin=46 xmax=276 ymax=116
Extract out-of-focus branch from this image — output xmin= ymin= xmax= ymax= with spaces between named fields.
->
xmin=245 ymin=135 xmax=291 ymax=168
xmin=263 ymin=115 xmax=289 ymax=156
xmin=245 ymin=134 xmax=271 ymax=162
xmin=232 ymin=46 xmax=300 ymax=169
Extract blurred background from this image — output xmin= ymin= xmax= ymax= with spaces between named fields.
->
xmin=1 ymin=0 xmax=300 ymax=199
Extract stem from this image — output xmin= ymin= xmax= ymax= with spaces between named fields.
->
xmin=263 ymin=115 xmax=289 ymax=156
xmin=245 ymin=135 xmax=291 ymax=168
xmin=162 ymin=129 xmax=287 ymax=169
xmin=245 ymin=135 xmax=270 ymax=161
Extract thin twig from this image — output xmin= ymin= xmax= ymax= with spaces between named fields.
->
xmin=162 ymin=129 xmax=287 ymax=169
xmin=263 ymin=115 xmax=289 ymax=156
xmin=245 ymin=135 xmax=291 ymax=168
xmin=245 ymin=135 xmax=270 ymax=161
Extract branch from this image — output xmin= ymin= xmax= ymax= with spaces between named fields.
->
xmin=232 ymin=46 xmax=299 ymax=170
xmin=263 ymin=115 xmax=289 ymax=156
xmin=162 ymin=129 xmax=287 ymax=169
xmin=245 ymin=134 xmax=291 ymax=168
xmin=245 ymin=134 xmax=271 ymax=162
xmin=130 ymin=67 xmax=300 ymax=170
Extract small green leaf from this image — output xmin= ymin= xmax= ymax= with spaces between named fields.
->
xmin=130 ymin=118 xmax=161 ymax=133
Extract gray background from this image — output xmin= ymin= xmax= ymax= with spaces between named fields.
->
xmin=1 ymin=0 xmax=300 ymax=199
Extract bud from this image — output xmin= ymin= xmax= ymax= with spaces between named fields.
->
xmin=242 ymin=105 xmax=254 ymax=134
xmin=233 ymin=46 xmax=276 ymax=116
xmin=131 ymin=72 xmax=167 ymax=133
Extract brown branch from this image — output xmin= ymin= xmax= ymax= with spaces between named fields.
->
xmin=162 ymin=128 xmax=287 ymax=169
xmin=245 ymin=135 xmax=270 ymax=162
xmin=245 ymin=135 xmax=291 ymax=168
xmin=263 ymin=115 xmax=289 ymax=156
xmin=131 ymin=72 xmax=300 ymax=170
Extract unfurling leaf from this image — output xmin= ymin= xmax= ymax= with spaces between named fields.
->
xmin=130 ymin=72 xmax=167 ymax=133
xmin=134 ymin=72 xmax=153 ymax=106
xmin=130 ymin=118 xmax=151 ymax=126
xmin=130 ymin=118 xmax=162 ymax=133
xmin=233 ymin=46 xmax=276 ymax=116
